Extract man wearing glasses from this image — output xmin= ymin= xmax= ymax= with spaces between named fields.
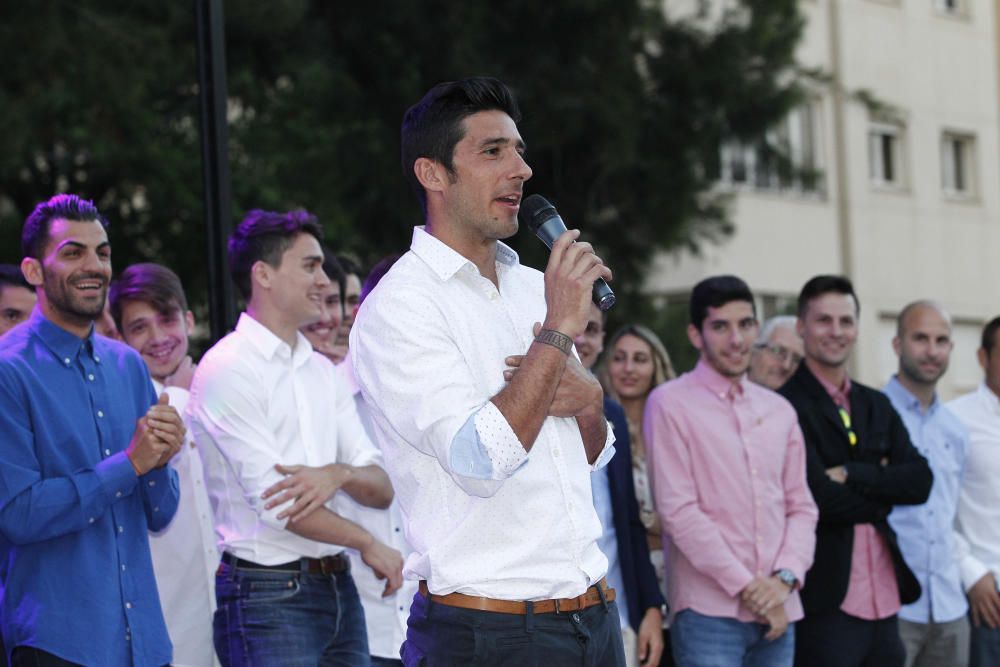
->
xmin=749 ymin=315 xmax=804 ymax=390
xmin=778 ymin=275 xmax=932 ymax=667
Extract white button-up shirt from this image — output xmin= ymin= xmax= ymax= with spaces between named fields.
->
xmin=350 ymin=226 xmax=613 ymax=601
xmin=187 ymin=313 xmax=382 ymax=565
xmin=334 ymin=355 xmax=416 ymax=660
xmin=148 ymin=382 xmax=220 ymax=667
xmin=948 ymin=383 xmax=1000 ymax=592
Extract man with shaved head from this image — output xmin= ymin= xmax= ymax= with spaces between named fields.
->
xmin=885 ymin=301 xmax=970 ymax=667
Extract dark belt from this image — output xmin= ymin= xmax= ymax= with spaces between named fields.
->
xmin=418 ymin=578 xmax=615 ymax=615
xmin=220 ymin=551 xmax=350 ymax=575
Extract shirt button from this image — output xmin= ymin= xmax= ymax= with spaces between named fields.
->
xmin=121 ymin=564 xmax=126 ymax=571
xmin=118 ymin=526 xmax=124 ymax=533
xmin=88 ymin=517 xmax=96 ymax=524
xmin=88 ymin=374 xmax=95 ymax=381
xmin=154 ymin=507 xmax=160 ymax=512
xmin=148 ymin=480 xmax=156 ymax=487
xmin=105 ymin=449 xmax=111 ymax=456
xmin=97 ymin=410 xmax=104 ymax=418
xmin=125 ymin=602 xmax=132 ymax=609
xmin=63 ymin=358 xmax=71 ymax=365
xmin=115 ymin=491 xmax=122 ymax=498
xmin=95 ymin=356 xmax=101 ymax=363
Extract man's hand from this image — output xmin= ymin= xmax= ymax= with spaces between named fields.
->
xmin=504 ymin=326 xmax=602 ymax=418
xmin=637 ymin=606 xmax=664 ymax=665
xmin=825 ymin=465 xmax=848 ymax=484
xmin=741 ymin=576 xmax=791 ymax=616
xmin=126 ymin=393 xmax=185 ymax=475
xmin=360 ymin=539 xmax=404 ymax=597
xmin=542 ymin=229 xmax=613 ymax=340
xmin=164 ymin=356 xmax=196 ymax=390
xmin=969 ymin=573 xmax=1000 ymax=628
xmin=762 ymin=604 xmax=789 ymax=641
xmin=262 ymin=463 xmax=352 ymax=522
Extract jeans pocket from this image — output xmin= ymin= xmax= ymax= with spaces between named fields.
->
xmin=241 ymin=572 xmax=302 ymax=605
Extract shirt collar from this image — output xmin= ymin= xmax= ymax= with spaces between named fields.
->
xmin=409 ymin=226 xmax=520 ymax=282
xmin=884 ymin=375 xmax=938 ymax=415
xmin=814 ymin=368 xmax=851 ymax=406
xmin=235 ymin=312 xmax=314 ymax=368
xmin=28 ymin=309 xmax=98 ymax=365
xmin=691 ymin=358 xmax=746 ymax=400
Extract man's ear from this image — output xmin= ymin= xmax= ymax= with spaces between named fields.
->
xmin=414 ymin=157 xmax=449 ymax=194
xmin=20 ymin=257 xmax=43 ymax=288
xmin=184 ymin=310 xmax=196 ymax=333
xmin=686 ymin=323 xmax=703 ymax=352
xmin=250 ymin=260 xmax=272 ymax=291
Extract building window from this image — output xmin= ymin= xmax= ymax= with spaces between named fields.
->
xmin=868 ymin=123 xmax=905 ymax=189
xmin=941 ymin=132 xmax=976 ymax=198
xmin=718 ymin=103 xmax=824 ymax=195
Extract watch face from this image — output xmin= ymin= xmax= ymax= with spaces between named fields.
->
xmin=777 ymin=570 xmax=796 ymax=586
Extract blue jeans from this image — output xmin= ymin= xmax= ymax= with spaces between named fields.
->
xmin=213 ymin=561 xmax=370 ymax=667
xmin=671 ymin=610 xmax=795 ymax=667
xmin=401 ymin=589 xmax=626 ymax=666
xmin=970 ymin=622 xmax=1000 ymax=667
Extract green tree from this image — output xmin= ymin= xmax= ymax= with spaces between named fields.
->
xmin=0 ymin=0 xmax=807 ymax=346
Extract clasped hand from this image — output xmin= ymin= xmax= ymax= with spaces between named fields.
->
xmin=126 ymin=393 xmax=186 ymax=475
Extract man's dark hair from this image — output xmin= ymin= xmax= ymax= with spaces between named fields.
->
xmin=22 ymin=194 xmax=108 ymax=259
xmin=228 ymin=209 xmax=323 ymax=300
xmin=109 ymin=263 xmax=189 ymax=331
xmin=322 ymin=246 xmax=346 ymax=299
xmin=0 ymin=264 xmax=33 ymax=292
xmin=797 ymin=274 xmax=860 ymax=318
xmin=401 ymin=77 xmax=521 ymax=213
xmin=336 ymin=255 xmax=362 ymax=281
xmin=981 ymin=316 xmax=1000 ymax=358
xmin=689 ymin=275 xmax=756 ymax=330
xmin=360 ymin=254 xmax=403 ymax=305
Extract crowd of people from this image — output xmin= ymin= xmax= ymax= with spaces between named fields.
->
xmin=1 ymin=75 xmax=1000 ymax=667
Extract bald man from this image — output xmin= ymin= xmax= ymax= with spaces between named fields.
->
xmin=885 ymin=301 xmax=970 ymax=667
xmin=749 ymin=316 xmax=804 ymax=390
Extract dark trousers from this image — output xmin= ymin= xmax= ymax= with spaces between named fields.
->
xmin=9 ymin=648 xmax=82 ymax=667
xmin=401 ymin=589 xmax=627 ymax=666
xmin=794 ymin=610 xmax=905 ymax=667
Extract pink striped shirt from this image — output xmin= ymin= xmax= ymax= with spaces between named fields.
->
xmin=814 ymin=373 xmax=901 ymax=620
xmin=644 ymin=360 xmax=818 ymax=623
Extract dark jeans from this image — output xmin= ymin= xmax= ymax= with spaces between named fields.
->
xmin=9 ymin=648 xmax=81 ymax=667
xmin=400 ymin=589 xmax=626 ymax=666
xmin=794 ymin=610 xmax=905 ymax=667
xmin=370 ymin=657 xmax=403 ymax=667
xmin=213 ymin=560 xmax=369 ymax=667
xmin=970 ymin=622 xmax=1000 ymax=667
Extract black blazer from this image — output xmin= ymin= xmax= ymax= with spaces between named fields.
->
xmin=778 ymin=364 xmax=932 ymax=614
xmin=604 ymin=397 xmax=665 ymax=630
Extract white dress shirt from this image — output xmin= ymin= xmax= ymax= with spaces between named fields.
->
xmin=350 ymin=226 xmax=614 ymax=601
xmin=334 ymin=355 xmax=417 ymax=660
xmin=947 ymin=383 xmax=1000 ymax=591
xmin=187 ymin=313 xmax=382 ymax=565
xmin=148 ymin=382 xmax=220 ymax=667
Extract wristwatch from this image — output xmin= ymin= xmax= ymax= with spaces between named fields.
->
xmin=773 ymin=568 xmax=798 ymax=589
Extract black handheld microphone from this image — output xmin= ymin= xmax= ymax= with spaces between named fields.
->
xmin=518 ymin=194 xmax=616 ymax=311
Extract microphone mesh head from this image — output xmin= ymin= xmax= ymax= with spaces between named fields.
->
xmin=518 ymin=194 xmax=557 ymax=234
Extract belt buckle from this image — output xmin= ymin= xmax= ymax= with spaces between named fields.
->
xmin=319 ymin=557 xmax=333 ymax=575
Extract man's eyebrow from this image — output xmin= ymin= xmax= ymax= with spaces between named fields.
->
xmin=479 ymin=137 xmax=527 ymax=152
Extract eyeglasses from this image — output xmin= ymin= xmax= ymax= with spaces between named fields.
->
xmin=838 ymin=407 xmax=858 ymax=447
xmin=754 ymin=342 xmax=804 ymax=366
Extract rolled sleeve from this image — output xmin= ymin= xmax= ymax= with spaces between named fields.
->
xmin=589 ymin=421 xmax=616 ymax=472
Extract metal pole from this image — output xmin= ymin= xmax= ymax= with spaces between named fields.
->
xmin=195 ymin=0 xmax=237 ymax=342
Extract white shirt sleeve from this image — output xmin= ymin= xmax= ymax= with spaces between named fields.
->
xmin=186 ymin=359 xmax=290 ymax=530
xmin=351 ymin=289 xmax=528 ymax=498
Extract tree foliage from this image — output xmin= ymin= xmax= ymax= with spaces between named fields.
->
xmin=0 ymin=0 xmax=806 ymax=338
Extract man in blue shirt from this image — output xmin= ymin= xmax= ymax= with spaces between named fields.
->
xmin=0 ymin=194 xmax=185 ymax=666
xmin=885 ymin=301 xmax=970 ymax=667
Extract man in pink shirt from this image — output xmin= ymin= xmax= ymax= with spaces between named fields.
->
xmin=645 ymin=275 xmax=819 ymax=666
xmin=778 ymin=275 xmax=932 ymax=667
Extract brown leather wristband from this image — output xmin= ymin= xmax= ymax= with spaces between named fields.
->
xmin=535 ymin=328 xmax=573 ymax=355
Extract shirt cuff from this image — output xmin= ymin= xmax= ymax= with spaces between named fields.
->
xmin=589 ymin=420 xmax=616 ymax=472
xmin=472 ymin=402 xmax=529 ymax=478
xmin=961 ymin=555 xmax=990 ymax=592
xmin=94 ymin=451 xmax=139 ymax=501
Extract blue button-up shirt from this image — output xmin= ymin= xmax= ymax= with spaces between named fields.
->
xmin=0 ymin=311 xmax=179 ymax=665
xmin=885 ymin=376 xmax=969 ymax=623
xmin=591 ymin=465 xmax=630 ymax=630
